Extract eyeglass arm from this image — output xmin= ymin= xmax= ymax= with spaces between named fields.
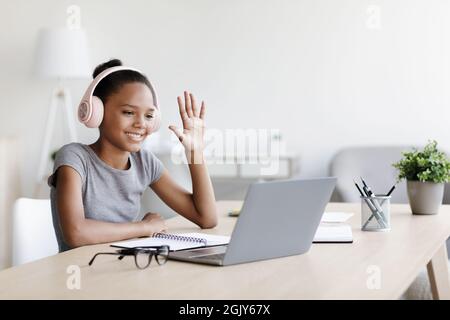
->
xmin=88 ymin=252 xmax=122 ymax=266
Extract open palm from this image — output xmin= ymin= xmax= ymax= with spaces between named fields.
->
xmin=169 ymin=91 xmax=206 ymax=157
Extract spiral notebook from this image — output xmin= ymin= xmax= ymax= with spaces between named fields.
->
xmin=111 ymin=232 xmax=231 ymax=251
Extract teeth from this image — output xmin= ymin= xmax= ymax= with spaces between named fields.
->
xmin=126 ymin=132 xmax=144 ymax=140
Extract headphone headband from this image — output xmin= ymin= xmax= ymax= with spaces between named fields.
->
xmin=78 ymin=66 xmax=159 ymax=123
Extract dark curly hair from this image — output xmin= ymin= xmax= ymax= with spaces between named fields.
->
xmin=92 ymin=58 xmax=152 ymax=104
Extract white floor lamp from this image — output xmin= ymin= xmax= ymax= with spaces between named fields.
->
xmin=34 ymin=27 xmax=90 ymax=197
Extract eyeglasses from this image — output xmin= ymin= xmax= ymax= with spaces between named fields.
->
xmin=88 ymin=245 xmax=170 ymax=269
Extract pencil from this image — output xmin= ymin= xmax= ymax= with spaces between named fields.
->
xmin=353 ymin=179 xmax=365 ymax=197
xmin=386 ymin=184 xmax=396 ymax=196
xmin=360 ymin=177 xmax=368 ymax=188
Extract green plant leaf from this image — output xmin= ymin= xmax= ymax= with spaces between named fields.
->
xmin=392 ymin=140 xmax=450 ymax=183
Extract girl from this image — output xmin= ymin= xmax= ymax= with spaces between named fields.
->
xmin=48 ymin=59 xmax=217 ymax=252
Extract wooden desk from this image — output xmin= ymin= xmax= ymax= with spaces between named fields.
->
xmin=1 ymin=202 xmax=450 ymax=299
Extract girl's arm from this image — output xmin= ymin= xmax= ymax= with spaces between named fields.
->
xmin=150 ymin=91 xmax=218 ymax=229
xmin=56 ymin=165 xmax=167 ymax=248
xmin=151 ymin=165 xmax=217 ymax=228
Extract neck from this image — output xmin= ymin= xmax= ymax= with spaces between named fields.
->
xmin=89 ymin=139 xmax=130 ymax=170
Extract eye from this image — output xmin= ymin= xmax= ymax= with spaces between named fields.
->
xmin=123 ymin=111 xmax=133 ymax=116
xmin=146 ymin=114 xmax=154 ymax=119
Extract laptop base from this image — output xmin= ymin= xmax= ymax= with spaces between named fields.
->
xmin=168 ymin=246 xmax=227 ymax=266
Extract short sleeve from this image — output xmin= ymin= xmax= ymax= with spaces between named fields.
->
xmin=47 ymin=143 xmax=87 ymax=188
xmin=144 ymin=150 xmax=165 ymax=185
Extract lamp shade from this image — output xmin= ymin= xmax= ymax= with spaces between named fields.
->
xmin=34 ymin=28 xmax=91 ymax=79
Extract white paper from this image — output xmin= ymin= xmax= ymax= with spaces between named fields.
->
xmin=111 ymin=237 xmax=204 ymax=251
xmin=321 ymin=212 xmax=354 ymax=223
xmin=313 ymin=224 xmax=353 ymax=243
xmin=111 ymin=232 xmax=230 ymax=251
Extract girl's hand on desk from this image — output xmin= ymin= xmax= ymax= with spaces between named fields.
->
xmin=141 ymin=212 xmax=168 ymax=236
xmin=169 ymin=91 xmax=206 ymax=163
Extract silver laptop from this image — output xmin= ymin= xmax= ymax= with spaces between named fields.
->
xmin=168 ymin=177 xmax=336 ymax=266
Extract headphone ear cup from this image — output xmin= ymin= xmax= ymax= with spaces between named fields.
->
xmin=149 ymin=108 xmax=161 ymax=133
xmin=84 ymin=96 xmax=104 ymax=128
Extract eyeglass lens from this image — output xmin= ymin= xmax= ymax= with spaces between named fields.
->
xmin=155 ymin=246 xmax=169 ymax=265
xmin=134 ymin=250 xmax=152 ymax=269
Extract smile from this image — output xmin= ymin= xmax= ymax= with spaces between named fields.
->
xmin=125 ymin=132 xmax=145 ymax=141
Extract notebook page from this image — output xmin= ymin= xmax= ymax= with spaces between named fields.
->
xmin=321 ymin=212 xmax=354 ymax=223
xmin=313 ymin=224 xmax=353 ymax=243
xmin=175 ymin=233 xmax=230 ymax=246
xmin=111 ymin=237 xmax=205 ymax=251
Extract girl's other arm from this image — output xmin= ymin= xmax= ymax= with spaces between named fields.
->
xmin=150 ymin=167 xmax=218 ymax=229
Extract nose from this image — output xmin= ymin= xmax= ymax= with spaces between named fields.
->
xmin=133 ymin=114 xmax=146 ymax=128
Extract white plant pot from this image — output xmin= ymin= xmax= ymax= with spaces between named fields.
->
xmin=406 ymin=180 xmax=445 ymax=215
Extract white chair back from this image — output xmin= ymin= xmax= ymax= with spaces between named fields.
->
xmin=329 ymin=146 xmax=412 ymax=203
xmin=12 ymin=198 xmax=58 ymax=266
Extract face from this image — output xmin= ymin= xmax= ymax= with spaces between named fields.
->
xmin=100 ymin=82 xmax=157 ymax=153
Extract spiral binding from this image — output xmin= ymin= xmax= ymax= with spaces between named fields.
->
xmin=154 ymin=233 xmax=207 ymax=245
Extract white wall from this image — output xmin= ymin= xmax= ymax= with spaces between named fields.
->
xmin=1 ymin=0 xmax=450 ymax=198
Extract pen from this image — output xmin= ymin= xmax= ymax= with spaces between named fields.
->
xmin=360 ymin=177 xmax=368 ymax=188
xmin=360 ymin=178 xmax=380 ymax=205
xmin=361 ymin=178 xmax=388 ymax=224
xmin=360 ymin=178 xmax=388 ymax=228
xmin=354 ymin=180 xmax=386 ymax=228
xmin=374 ymin=183 xmax=396 ymax=208
xmin=353 ymin=179 xmax=365 ymax=197
xmin=386 ymin=184 xmax=396 ymax=196
xmin=360 ymin=177 xmax=385 ymax=202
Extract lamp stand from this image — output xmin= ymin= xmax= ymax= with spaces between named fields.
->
xmin=34 ymin=85 xmax=78 ymax=198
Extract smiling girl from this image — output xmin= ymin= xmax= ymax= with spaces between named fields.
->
xmin=48 ymin=59 xmax=217 ymax=252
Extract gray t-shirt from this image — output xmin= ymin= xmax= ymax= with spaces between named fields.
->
xmin=47 ymin=142 xmax=164 ymax=252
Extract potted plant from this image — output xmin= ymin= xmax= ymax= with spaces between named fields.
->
xmin=393 ymin=140 xmax=450 ymax=214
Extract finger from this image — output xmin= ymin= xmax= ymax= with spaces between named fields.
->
xmin=177 ymin=96 xmax=189 ymax=126
xmin=168 ymin=125 xmax=185 ymax=143
xmin=184 ymin=91 xmax=193 ymax=117
xmin=199 ymin=101 xmax=206 ymax=119
xmin=190 ymin=93 xmax=199 ymax=117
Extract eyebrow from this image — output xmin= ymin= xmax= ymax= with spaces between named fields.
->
xmin=120 ymin=104 xmax=155 ymax=112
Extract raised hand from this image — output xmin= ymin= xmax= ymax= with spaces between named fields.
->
xmin=169 ymin=91 xmax=206 ymax=163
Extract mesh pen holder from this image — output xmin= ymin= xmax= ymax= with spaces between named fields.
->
xmin=361 ymin=195 xmax=391 ymax=231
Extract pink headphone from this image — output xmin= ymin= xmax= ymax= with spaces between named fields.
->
xmin=78 ymin=66 xmax=161 ymax=132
